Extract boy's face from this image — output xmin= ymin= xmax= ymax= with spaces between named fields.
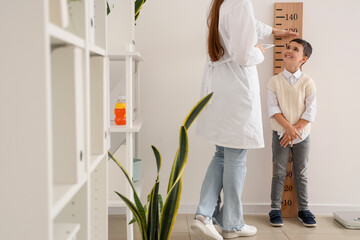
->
xmin=283 ymin=41 xmax=308 ymax=70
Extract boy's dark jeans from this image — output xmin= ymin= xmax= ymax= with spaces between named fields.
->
xmin=271 ymin=131 xmax=310 ymax=210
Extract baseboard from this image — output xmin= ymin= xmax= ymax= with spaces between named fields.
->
xmin=176 ymin=203 xmax=360 ymax=215
xmin=109 ymin=203 xmax=360 ymax=215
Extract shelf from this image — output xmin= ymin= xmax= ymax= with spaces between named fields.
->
xmin=49 ymin=23 xmax=85 ymax=48
xmin=52 ymin=176 xmax=87 ymax=219
xmin=110 ymin=119 xmax=143 ymax=133
xmin=108 ymin=51 xmax=144 ymax=61
xmin=51 ymin=45 xmax=86 ymax=187
xmin=108 ymin=199 xmax=126 ymax=208
xmin=89 ymin=44 xmax=106 ymax=56
xmin=54 ymin=223 xmax=80 ymax=240
xmin=90 ymin=153 xmax=107 ymax=173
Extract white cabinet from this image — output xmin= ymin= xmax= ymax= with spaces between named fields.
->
xmin=1 ymin=1 xmax=109 ymax=239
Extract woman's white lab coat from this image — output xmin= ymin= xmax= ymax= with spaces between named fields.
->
xmin=196 ymin=0 xmax=272 ymax=149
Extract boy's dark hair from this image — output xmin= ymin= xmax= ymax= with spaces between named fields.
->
xmin=290 ymin=38 xmax=312 ymax=59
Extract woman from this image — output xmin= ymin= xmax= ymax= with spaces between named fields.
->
xmin=191 ymin=0 xmax=298 ymax=239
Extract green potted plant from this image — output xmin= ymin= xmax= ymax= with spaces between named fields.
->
xmin=108 ymin=92 xmax=213 ymax=240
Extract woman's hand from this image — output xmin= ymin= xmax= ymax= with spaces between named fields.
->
xmin=255 ymin=44 xmax=265 ymax=54
xmin=272 ymin=28 xmax=299 ymax=38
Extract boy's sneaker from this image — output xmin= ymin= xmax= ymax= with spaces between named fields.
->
xmin=221 ymin=225 xmax=257 ymax=238
xmin=298 ymin=210 xmax=317 ymax=227
xmin=269 ymin=210 xmax=284 ymax=227
xmin=190 ymin=215 xmax=223 ymax=240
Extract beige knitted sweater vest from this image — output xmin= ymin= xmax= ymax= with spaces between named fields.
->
xmin=268 ymin=73 xmax=316 ymax=134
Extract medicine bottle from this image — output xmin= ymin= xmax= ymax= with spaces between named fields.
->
xmin=114 ymin=96 xmax=126 ymax=125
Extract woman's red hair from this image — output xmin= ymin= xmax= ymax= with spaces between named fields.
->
xmin=207 ymin=0 xmax=225 ymax=62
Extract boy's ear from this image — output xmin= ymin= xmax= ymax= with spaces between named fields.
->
xmin=301 ymin=56 xmax=308 ymax=65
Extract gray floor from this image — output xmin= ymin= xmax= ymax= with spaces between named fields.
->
xmin=109 ymin=214 xmax=360 ymax=240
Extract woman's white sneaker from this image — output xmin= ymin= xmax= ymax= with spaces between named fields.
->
xmin=190 ymin=219 xmax=223 ymax=240
xmin=221 ymin=224 xmax=257 ymax=238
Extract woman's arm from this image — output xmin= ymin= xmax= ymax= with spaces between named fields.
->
xmin=229 ymin=1 xmax=265 ymax=65
xmin=272 ymin=28 xmax=299 ymax=37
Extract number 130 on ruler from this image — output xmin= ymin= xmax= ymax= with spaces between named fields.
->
xmin=273 ymin=2 xmax=303 ymax=75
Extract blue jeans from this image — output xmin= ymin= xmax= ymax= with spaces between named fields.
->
xmin=196 ymin=145 xmax=248 ymax=231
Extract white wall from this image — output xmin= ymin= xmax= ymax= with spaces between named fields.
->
xmin=133 ymin=0 xmax=360 ymax=214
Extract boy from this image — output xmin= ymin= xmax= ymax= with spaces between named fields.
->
xmin=267 ymin=38 xmax=316 ymax=227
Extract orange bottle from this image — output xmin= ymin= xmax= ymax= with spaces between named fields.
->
xmin=114 ymin=96 xmax=126 ymax=125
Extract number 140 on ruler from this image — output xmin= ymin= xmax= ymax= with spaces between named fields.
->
xmin=273 ymin=2 xmax=303 ymax=75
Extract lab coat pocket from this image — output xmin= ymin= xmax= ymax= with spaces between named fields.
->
xmin=227 ymin=61 xmax=252 ymax=92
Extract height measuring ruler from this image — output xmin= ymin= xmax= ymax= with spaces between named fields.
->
xmin=273 ymin=2 xmax=303 ymax=218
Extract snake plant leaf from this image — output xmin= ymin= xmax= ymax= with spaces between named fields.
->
xmin=167 ymin=93 xmax=212 ymax=192
xmin=147 ymin=181 xmax=159 ymax=240
xmin=115 ymin=192 xmax=148 ymax=240
xmin=159 ymin=179 xmax=183 ymax=240
xmin=130 ymin=200 xmax=149 ymax=225
xmin=182 ymin=92 xmax=213 ymax=130
xmin=167 ymin=149 xmax=179 ymax=193
xmin=158 ymin=194 xmax=163 ymax=211
xmin=167 ymin=126 xmax=188 ymax=193
xmin=159 ymin=126 xmax=188 ymax=239
xmin=135 ymin=0 xmax=146 ymax=21
xmin=151 ymin=145 xmax=161 ymax=178
xmin=135 ymin=0 xmax=144 ymax=15
xmin=129 ymin=218 xmax=136 ymax=225
xmin=107 ymin=1 xmax=110 ymax=15
xmin=108 ymin=152 xmax=146 ymax=225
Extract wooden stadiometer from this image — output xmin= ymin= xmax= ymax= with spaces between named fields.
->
xmin=273 ymin=2 xmax=303 ymax=218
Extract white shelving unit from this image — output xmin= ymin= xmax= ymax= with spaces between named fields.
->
xmin=107 ymin=48 xmax=144 ymax=240
xmin=1 ymin=1 xmax=109 ymax=239
xmin=106 ymin=1 xmax=144 ymax=240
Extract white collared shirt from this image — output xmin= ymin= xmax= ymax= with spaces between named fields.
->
xmin=267 ymin=69 xmax=317 ymax=144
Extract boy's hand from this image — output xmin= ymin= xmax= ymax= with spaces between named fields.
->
xmin=294 ymin=119 xmax=310 ymax=132
xmin=280 ymin=133 xmax=293 ymax=147
xmin=280 ymin=137 xmax=294 ymax=148
xmin=280 ymin=126 xmax=302 ymax=147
